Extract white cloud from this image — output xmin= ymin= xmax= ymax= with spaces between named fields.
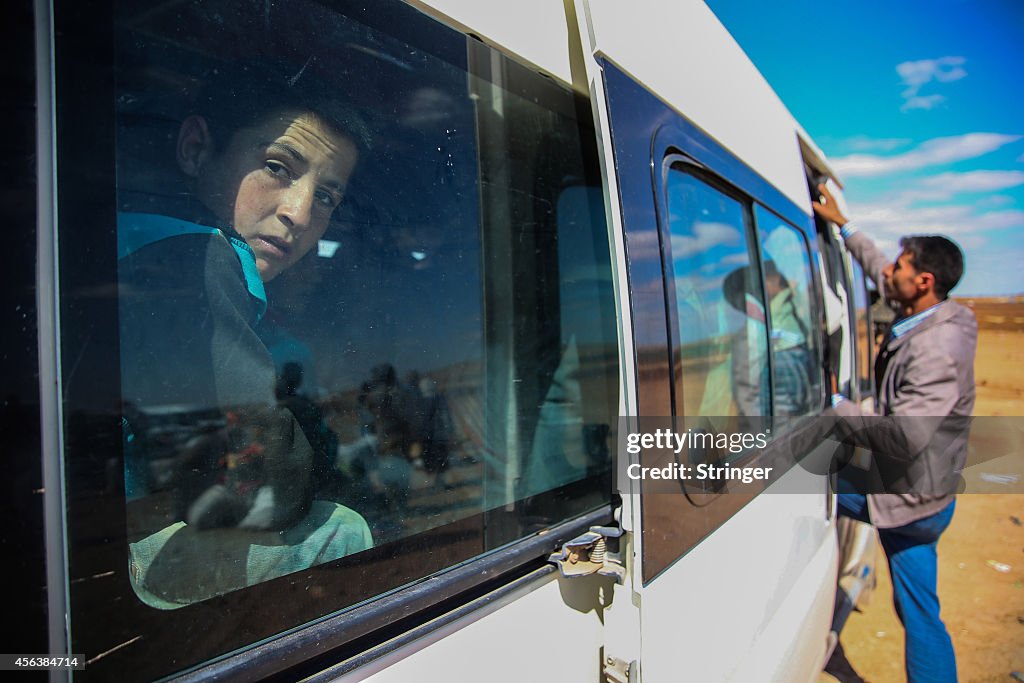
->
xmin=625 ymin=222 xmax=747 ymax=267
xmin=842 ymin=171 xmax=1024 ymax=286
xmin=849 ymin=199 xmax=1024 ymax=244
xmin=848 ymin=170 xmax=1024 ymax=208
xmin=669 ymin=221 xmax=741 ymax=257
xmin=832 ymin=133 xmax=1022 ymax=177
xmin=626 ymin=231 xmax=661 ymax=261
xmin=897 ymin=57 xmax=967 ymax=95
xmin=837 ymin=137 xmax=1024 ymax=296
xmin=918 ymin=170 xmax=1024 ymax=191
xmin=721 ymin=251 xmax=750 ymax=266
xmin=976 ymin=195 xmax=1016 ymax=209
xmin=897 ymin=170 xmax=1024 ymax=201
xmin=896 ymin=56 xmax=967 ymax=111
xmin=965 ymin=210 xmax=1024 ymax=232
xmin=901 ymin=94 xmax=945 ymax=112
xmin=843 ymin=136 xmax=912 ymax=153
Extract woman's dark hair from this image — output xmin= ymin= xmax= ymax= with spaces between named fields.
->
xmin=194 ymin=60 xmax=372 ymax=155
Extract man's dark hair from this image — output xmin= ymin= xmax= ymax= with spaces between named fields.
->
xmin=194 ymin=60 xmax=372 ymax=155
xmin=899 ymin=235 xmax=965 ymax=299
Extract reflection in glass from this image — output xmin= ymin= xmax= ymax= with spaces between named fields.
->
xmin=755 ymin=205 xmax=822 ymax=419
xmin=665 ymin=168 xmax=768 ymax=420
xmin=849 ymin=259 xmax=874 ymax=399
xmin=110 ymin=0 xmax=617 ymax=608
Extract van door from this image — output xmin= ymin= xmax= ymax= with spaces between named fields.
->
xmin=570 ymin=2 xmax=838 ymax=680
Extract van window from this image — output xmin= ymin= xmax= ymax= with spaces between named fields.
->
xmin=754 ymin=205 xmax=823 ymax=418
xmin=849 ymin=259 xmax=874 ymax=399
xmin=57 ymin=0 xmax=617 ymax=676
xmin=664 ymin=167 xmax=769 ymax=419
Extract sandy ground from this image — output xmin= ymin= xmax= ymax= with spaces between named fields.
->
xmin=832 ymin=302 xmax=1024 ymax=683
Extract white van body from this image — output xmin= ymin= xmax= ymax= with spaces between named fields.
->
xmin=17 ymin=1 xmax=861 ymax=681
xmin=340 ymin=2 xmax=840 ymax=682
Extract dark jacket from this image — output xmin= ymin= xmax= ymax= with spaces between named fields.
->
xmin=119 ymin=212 xmax=312 ymax=530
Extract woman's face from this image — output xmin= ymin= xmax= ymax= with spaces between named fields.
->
xmin=194 ymin=111 xmax=358 ymax=281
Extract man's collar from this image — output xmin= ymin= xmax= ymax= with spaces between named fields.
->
xmin=891 ymin=301 xmax=944 ymax=339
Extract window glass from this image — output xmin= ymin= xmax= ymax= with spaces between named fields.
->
xmin=815 ymin=227 xmax=850 ymax=395
xmin=100 ymin=0 xmax=617 ymax=616
xmin=754 ymin=205 xmax=823 ymax=418
xmin=665 ymin=167 xmax=768 ymax=420
xmin=849 ymin=259 xmax=873 ymax=398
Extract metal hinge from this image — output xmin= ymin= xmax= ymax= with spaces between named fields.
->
xmin=603 ymin=655 xmax=635 ymax=683
xmin=548 ymin=525 xmax=625 ymax=583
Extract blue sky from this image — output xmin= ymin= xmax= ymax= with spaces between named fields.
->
xmin=705 ymin=0 xmax=1024 ymax=296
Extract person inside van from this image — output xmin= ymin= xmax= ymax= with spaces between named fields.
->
xmin=722 ymin=260 xmax=813 ymax=418
xmin=120 ymin=65 xmax=374 ymax=606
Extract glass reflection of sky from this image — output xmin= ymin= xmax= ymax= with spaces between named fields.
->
xmin=667 ymin=171 xmax=752 ymax=346
xmin=755 ymin=206 xmax=814 ymax=336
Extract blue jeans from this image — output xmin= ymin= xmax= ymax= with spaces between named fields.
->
xmin=838 ymin=494 xmax=957 ymax=683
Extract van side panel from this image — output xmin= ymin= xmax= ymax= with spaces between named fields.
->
xmin=583 ymin=0 xmax=810 ymax=210
xmin=639 ymin=472 xmax=836 ymax=682
xmin=403 ymin=0 xmax=575 ymax=85
xmin=346 ymin=575 xmax=606 ymax=683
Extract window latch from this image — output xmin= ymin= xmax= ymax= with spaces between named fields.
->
xmin=548 ymin=525 xmax=625 ymax=583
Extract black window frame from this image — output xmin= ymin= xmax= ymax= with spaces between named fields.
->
xmin=640 ymin=148 xmax=830 ymax=582
xmin=600 ymin=62 xmax=830 ymax=581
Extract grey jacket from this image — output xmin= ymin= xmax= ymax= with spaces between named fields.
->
xmin=834 ymin=231 xmax=977 ymax=528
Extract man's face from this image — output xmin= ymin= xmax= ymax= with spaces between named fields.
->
xmin=195 ymin=111 xmax=358 ymax=281
xmin=883 ymin=250 xmax=925 ymax=305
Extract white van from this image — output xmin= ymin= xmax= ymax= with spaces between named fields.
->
xmin=5 ymin=0 xmax=880 ymax=680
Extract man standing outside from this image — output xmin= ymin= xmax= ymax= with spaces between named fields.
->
xmin=813 ymin=183 xmax=977 ymax=683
